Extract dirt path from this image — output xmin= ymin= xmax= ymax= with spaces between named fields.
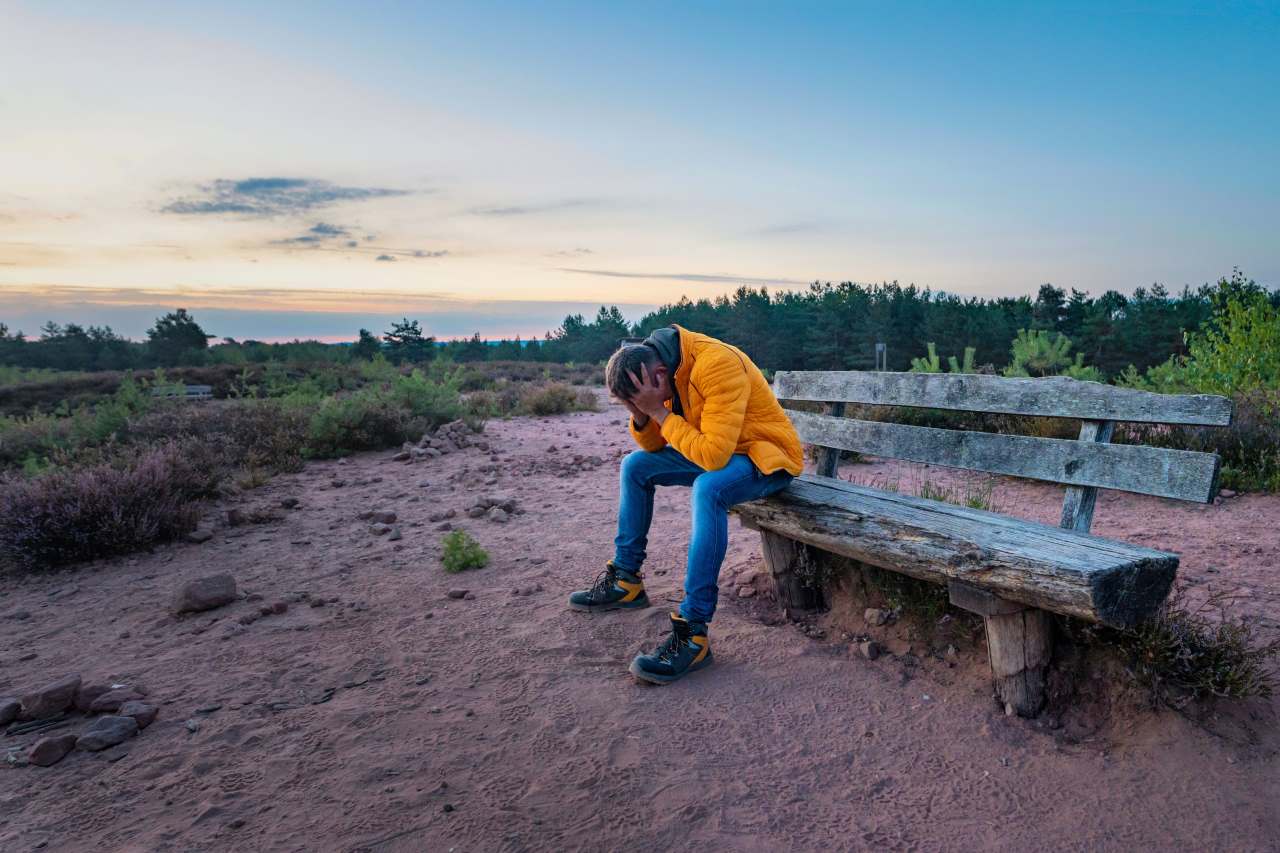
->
xmin=2 ymin=398 xmax=1277 ymax=852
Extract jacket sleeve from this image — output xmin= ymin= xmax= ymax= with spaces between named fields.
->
xmin=629 ymin=415 xmax=668 ymax=452
xmin=659 ymin=352 xmax=749 ymax=470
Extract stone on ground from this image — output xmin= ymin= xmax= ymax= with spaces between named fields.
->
xmin=76 ymin=715 xmax=139 ymax=752
xmin=117 ymin=700 xmax=159 ymax=729
xmin=174 ymin=574 xmax=238 ymax=614
xmin=0 ymin=697 xmax=20 ymax=726
xmin=28 ymin=734 xmax=78 ymax=767
xmin=74 ymin=683 xmax=112 ymax=713
xmin=19 ymin=674 xmax=81 ymax=721
xmin=89 ymin=688 xmax=145 ymax=714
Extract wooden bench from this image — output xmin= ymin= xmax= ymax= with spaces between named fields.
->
xmin=735 ymin=371 xmax=1233 ymax=716
xmin=150 ymin=384 xmax=213 ymax=400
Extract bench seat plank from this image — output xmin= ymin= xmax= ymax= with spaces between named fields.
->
xmin=787 ymin=409 xmax=1220 ymax=503
xmin=775 ymin=371 xmax=1233 ymax=426
xmin=734 ymin=474 xmax=1177 ymax=627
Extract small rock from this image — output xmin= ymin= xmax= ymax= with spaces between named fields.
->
xmin=196 ymin=703 xmax=223 ymax=714
xmin=19 ymin=675 xmax=81 ymax=721
xmin=372 ymin=511 xmax=398 ymax=524
xmin=89 ymin=688 xmax=145 ymax=714
xmin=0 ymin=698 xmax=20 ymax=726
xmin=271 ymin=600 xmax=288 ymax=615
xmin=857 ymin=640 xmax=882 ymax=661
xmin=436 ymin=522 xmax=453 ymax=531
xmin=447 ymin=589 xmax=469 ymax=599
xmin=864 ymin=608 xmax=891 ymax=627
xmin=945 ymin=644 xmax=959 ymax=660
xmin=463 ymin=592 xmax=476 ymax=601
xmin=185 ymin=719 xmax=200 ymax=733
xmin=8 ymin=609 xmax=31 ymax=620
xmin=736 ymin=586 xmax=756 ymax=598
xmin=370 ymin=523 xmax=392 ymax=536
xmin=28 ymin=734 xmax=78 ymax=767
xmin=392 ymin=451 xmax=411 ymax=462
xmin=486 ymin=507 xmax=509 ymax=523
xmin=76 ymin=715 xmax=139 ymax=752
xmin=443 ymin=803 xmax=455 ymax=813
xmin=331 ymin=479 xmax=346 ymax=488
xmin=117 ymin=701 xmax=159 ymax=729
xmin=281 ymin=497 xmax=300 ymax=509
xmin=73 ymin=683 xmax=110 ymax=713
xmin=225 ymin=508 xmax=247 ymax=527
xmin=388 ymin=527 xmax=403 ymax=542
xmin=466 ymin=506 xmax=487 ymax=519
xmin=174 ymin=574 xmax=238 ymax=614
xmin=1220 ymin=488 xmax=1237 ymax=498
xmin=186 ymin=528 xmax=214 ymax=543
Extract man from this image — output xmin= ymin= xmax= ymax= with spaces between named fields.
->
xmin=568 ymin=324 xmax=804 ymax=684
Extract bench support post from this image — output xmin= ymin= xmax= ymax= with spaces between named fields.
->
xmin=758 ymin=530 xmax=826 ymax=619
xmin=985 ymin=609 xmax=1051 ymax=717
xmin=949 ymin=580 xmax=1050 ymax=717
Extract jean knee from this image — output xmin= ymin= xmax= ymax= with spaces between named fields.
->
xmin=620 ymin=450 xmax=655 ymax=485
xmin=691 ymin=473 xmax=725 ymax=509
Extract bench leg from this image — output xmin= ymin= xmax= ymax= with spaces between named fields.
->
xmin=758 ymin=530 xmax=826 ymax=619
xmin=984 ymin=609 xmax=1052 ymax=717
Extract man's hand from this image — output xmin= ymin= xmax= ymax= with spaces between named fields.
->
xmin=620 ymin=397 xmax=649 ymax=429
xmin=626 ymin=363 xmax=669 ymax=426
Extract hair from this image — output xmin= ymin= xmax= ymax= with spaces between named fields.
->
xmin=605 ymin=344 xmax=661 ymax=399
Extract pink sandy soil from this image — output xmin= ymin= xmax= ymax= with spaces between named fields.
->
xmin=1 ymin=394 xmax=1277 ymax=851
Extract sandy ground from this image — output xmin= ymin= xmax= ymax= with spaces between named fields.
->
xmin=1 ymin=395 xmax=1278 ymax=852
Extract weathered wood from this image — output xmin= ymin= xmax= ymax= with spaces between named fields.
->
xmin=734 ymin=475 xmax=1177 ymax=627
xmin=774 ymin=371 xmax=1233 ymax=426
xmin=786 ymin=409 xmax=1220 ymax=503
xmin=758 ymin=529 xmax=825 ymax=618
xmin=1059 ymin=420 xmax=1115 ymax=532
xmin=985 ymin=609 xmax=1052 ymax=717
xmin=814 ymin=401 xmax=846 ymax=478
xmin=948 ymin=580 xmax=1027 ymax=617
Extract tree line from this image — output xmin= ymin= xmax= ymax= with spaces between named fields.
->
xmin=2 ymin=273 xmax=1273 ymax=378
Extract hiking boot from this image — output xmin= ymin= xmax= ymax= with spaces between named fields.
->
xmin=629 ymin=614 xmax=712 ymax=684
xmin=568 ymin=562 xmax=650 ymax=612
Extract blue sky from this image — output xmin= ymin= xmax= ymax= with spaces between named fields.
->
xmin=1 ymin=1 xmax=1276 ymax=341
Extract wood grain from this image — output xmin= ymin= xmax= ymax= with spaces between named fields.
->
xmin=774 ymin=371 xmax=1233 ymax=426
xmin=734 ymin=474 xmax=1178 ymax=627
xmin=786 ymin=409 xmax=1220 ymax=503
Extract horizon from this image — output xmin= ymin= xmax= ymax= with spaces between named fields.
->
xmin=3 ymin=1 xmax=1278 ymax=341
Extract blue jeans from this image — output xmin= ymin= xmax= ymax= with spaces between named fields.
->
xmin=613 ymin=448 xmax=793 ymax=623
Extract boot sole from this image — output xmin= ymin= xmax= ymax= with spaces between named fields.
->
xmin=629 ymin=652 xmax=713 ymax=685
xmin=568 ymin=597 xmax=651 ymax=613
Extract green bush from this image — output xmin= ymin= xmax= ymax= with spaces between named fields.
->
xmin=1003 ymin=329 xmax=1104 ymax=382
xmin=518 ymin=382 xmax=598 ymax=416
xmin=441 ymin=530 xmax=489 ymax=573
xmin=1120 ymin=288 xmax=1280 ymax=491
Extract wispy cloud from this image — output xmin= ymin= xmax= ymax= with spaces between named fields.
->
xmin=375 ymin=253 xmax=397 ymax=262
xmin=273 ymin=221 xmax=353 ymax=245
xmin=163 ymin=177 xmax=409 ymax=217
xmin=548 ymin=247 xmax=594 ymax=257
xmin=557 ymin=268 xmax=808 ymax=287
xmin=469 ymin=198 xmax=600 ymax=217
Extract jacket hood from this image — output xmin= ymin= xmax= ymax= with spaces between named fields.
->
xmin=643 ymin=325 xmax=683 ymax=415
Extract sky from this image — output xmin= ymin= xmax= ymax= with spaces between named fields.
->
xmin=1 ymin=0 xmax=1277 ymax=342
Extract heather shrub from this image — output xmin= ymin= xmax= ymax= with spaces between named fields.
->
xmin=518 ymin=382 xmax=598 ymax=416
xmin=0 ymin=442 xmax=214 ymax=571
xmin=441 ymin=530 xmax=489 ymax=573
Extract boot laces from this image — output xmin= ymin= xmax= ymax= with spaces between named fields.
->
xmin=656 ymin=621 xmax=692 ymax=663
xmin=587 ymin=564 xmax=618 ymax=602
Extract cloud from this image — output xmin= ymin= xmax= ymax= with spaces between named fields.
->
xmin=375 ymin=254 xmax=397 ymax=262
xmin=557 ymin=268 xmax=808 ymax=287
xmin=548 ymin=247 xmax=594 ymax=257
xmin=273 ymin=221 xmax=354 ymax=245
xmin=163 ymin=178 xmax=409 ymax=217
xmin=413 ymin=249 xmax=448 ymax=258
xmin=469 ymin=198 xmax=600 ymax=217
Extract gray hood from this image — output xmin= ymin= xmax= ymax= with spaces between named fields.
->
xmin=642 ymin=325 xmax=684 ymax=416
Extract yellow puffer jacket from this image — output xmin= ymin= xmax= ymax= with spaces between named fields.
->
xmin=628 ymin=326 xmax=804 ymax=475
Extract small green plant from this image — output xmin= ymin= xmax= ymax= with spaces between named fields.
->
xmin=910 ymin=342 xmax=977 ymax=374
xmin=1003 ymin=329 xmax=1103 ymax=382
xmin=441 ymin=529 xmax=489 ymax=573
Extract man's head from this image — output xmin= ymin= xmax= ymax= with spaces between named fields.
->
xmin=606 ymin=344 xmax=672 ymax=402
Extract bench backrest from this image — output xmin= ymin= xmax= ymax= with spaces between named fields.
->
xmin=774 ymin=371 xmax=1233 ymax=534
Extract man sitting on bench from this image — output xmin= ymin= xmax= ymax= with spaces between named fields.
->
xmin=567 ymin=325 xmax=804 ymax=684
